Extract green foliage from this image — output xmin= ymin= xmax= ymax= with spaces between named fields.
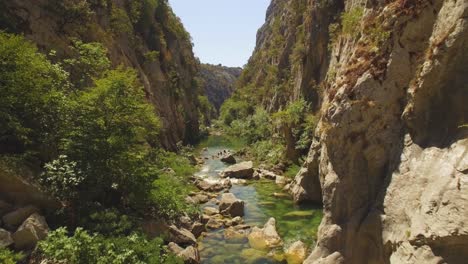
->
xmin=367 ymin=24 xmax=391 ymax=50
xmin=0 ymin=32 xmax=69 ymax=159
xmin=0 ymin=248 xmax=23 ymax=264
xmin=39 ymin=155 xmax=84 ymax=203
xmin=284 ymin=164 xmax=301 ymax=178
xmin=198 ymin=95 xmax=215 ymax=126
xmin=250 ymin=140 xmax=285 ymax=166
xmin=38 ymin=227 xmax=182 ymax=264
xmin=144 ymin=50 xmax=160 ymax=62
xmin=63 ymin=39 xmax=111 ymax=88
xmin=341 ymin=7 xmax=364 ymax=37
xmin=110 ymin=6 xmax=133 ymax=34
xmin=84 ymin=208 xmax=136 ymax=236
xmin=219 ymin=98 xmax=253 ymax=126
xmin=50 ymin=0 xmax=94 ymax=31
xmin=61 ymin=68 xmax=161 ymax=208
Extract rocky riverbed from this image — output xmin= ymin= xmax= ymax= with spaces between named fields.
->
xmin=178 ymin=136 xmax=323 ymax=264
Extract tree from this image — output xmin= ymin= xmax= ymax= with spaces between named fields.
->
xmin=0 ymin=32 xmax=69 ymax=160
xmin=61 ymin=67 xmax=161 ymax=209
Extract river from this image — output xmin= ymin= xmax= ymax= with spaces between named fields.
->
xmin=194 ymin=136 xmax=322 ymax=264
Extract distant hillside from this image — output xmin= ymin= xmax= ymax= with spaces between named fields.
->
xmin=199 ymin=64 xmax=242 ymax=112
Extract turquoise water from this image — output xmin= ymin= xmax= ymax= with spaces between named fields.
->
xmin=196 ymin=136 xmax=322 ymax=264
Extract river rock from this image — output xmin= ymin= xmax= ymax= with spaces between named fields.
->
xmin=2 ymin=205 xmax=39 ymax=231
xmin=257 ymin=169 xmax=278 ymax=180
xmin=248 ymin=217 xmax=282 ymax=250
xmin=219 ymin=193 xmax=244 ymax=217
xmin=192 ymin=193 xmax=209 ymax=204
xmin=191 ymin=222 xmax=206 ymax=237
xmin=275 ymin=176 xmax=288 ymax=186
xmin=231 ymin=216 xmax=243 ymax=226
xmin=12 ymin=213 xmax=49 ymax=250
xmin=221 ymin=161 xmax=254 ymax=179
xmin=179 ymin=216 xmax=193 ymax=229
xmin=0 ymin=228 xmax=13 ymax=248
xmin=203 ymin=207 xmax=219 ymax=216
xmin=168 ymin=225 xmax=196 ymax=246
xmin=285 ymin=240 xmax=308 ymax=264
xmin=220 ymin=153 xmax=236 ymax=164
xmin=224 ymin=227 xmax=247 ymax=241
xmin=206 ymin=218 xmax=223 ymax=230
xmin=178 ymin=246 xmax=200 ymax=264
xmin=195 ymin=179 xmax=231 ymax=192
xmin=168 ymin=242 xmax=184 ymax=254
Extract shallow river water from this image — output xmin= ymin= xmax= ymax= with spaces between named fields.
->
xmin=195 ymin=136 xmax=322 ymax=264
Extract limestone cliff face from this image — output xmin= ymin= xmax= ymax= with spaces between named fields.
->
xmin=0 ymin=0 xmax=201 ymax=150
xmin=245 ymin=0 xmax=468 ymax=263
xmin=199 ymin=64 xmax=242 ymax=112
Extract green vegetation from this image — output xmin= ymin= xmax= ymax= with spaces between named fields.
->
xmin=218 ymin=98 xmax=316 ymax=167
xmin=0 ymin=31 xmax=196 ymax=262
xmin=341 ymin=7 xmax=364 ymax=37
xmin=0 ymin=32 xmax=69 ymax=160
xmin=0 ymin=248 xmax=24 ymax=264
xmin=62 ymin=39 xmax=111 ymax=88
xmin=38 ymin=228 xmax=182 ymax=264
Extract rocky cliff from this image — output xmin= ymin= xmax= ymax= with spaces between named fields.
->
xmin=199 ymin=63 xmax=242 ymax=112
xmin=243 ymin=0 xmax=468 ymax=263
xmin=0 ymin=0 xmax=202 ymax=150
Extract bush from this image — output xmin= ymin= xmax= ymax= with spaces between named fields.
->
xmin=219 ymin=98 xmax=252 ymax=126
xmin=341 ymin=7 xmax=364 ymax=37
xmin=0 ymin=248 xmax=23 ymax=264
xmin=38 ymin=227 xmax=182 ymax=264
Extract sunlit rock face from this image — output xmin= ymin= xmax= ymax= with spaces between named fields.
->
xmin=0 ymin=0 xmax=202 ymax=150
xmin=245 ymin=0 xmax=468 ymax=263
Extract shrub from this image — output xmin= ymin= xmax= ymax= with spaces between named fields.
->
xmin=341 ymin=7 xmax=364 ymax=37
xmin=0 ymin=248 xmax=23 ymax=264
xmin=38 ymin=227 xmax=182 ymax=264
xmin=219 ymin=98 xmax=252 ymax=126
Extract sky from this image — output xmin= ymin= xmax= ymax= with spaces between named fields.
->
xmin=168 ymin=0 xmax=271 ymax=67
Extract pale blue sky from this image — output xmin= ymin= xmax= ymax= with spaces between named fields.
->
xmin=168 ymin=0 xmax=271 ymax=67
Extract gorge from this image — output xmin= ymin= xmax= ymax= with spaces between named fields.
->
xmin=0 ymin=0 xmax=467 ymax=264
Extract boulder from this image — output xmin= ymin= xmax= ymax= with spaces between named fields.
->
xmin=178 ymin=246 xmax=200 ymax=264
xmin=206 ymin=218 xmax=223 ymax=230
xmin=0 ymin=228 xmax=13 ymax=248
xmin=221 ymin=161 xmax=254 ymax=179
xmin=192 ymin=193 xmax=209 ymax=204
xmin=285 ymin=240 xmax=308 ymax=264
xmin=219 ymin=193 xmax=244 ymax=217
xmin=256 ymin=169 xmax=278 ymax=180
xmin=0 ymin=200 xmax=13 ymax=216
xmin=2 ymin=205 xmax=39 ymax=231
xmin=179 ymin=216 xmax=193 ymax=229
xmin=12 ymin=213 xmax=49 ymax=250
xmin=231 ymin=216 xmax=243 ymax=226
xmin=220 ymin=154 xmax=236 ymax=164
xmin=168 ymin=242 xmax=184 ymax=254
xmin=191 ymin=222 xmax=206 ymax=238
xmin=195 ymin=179 xmax=231 ymax=192
xmin=247 ymin=218 xmax=282 ymax=250
xmin=275 ymin=176 xmax=288 ymax=186
xmin=168 ymin=225 xmax=196 ymax=246
xmin=203 ymin=207 xmax=219 ymax=216
xmin=224 ymin=227 xmax=247 ymax=242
